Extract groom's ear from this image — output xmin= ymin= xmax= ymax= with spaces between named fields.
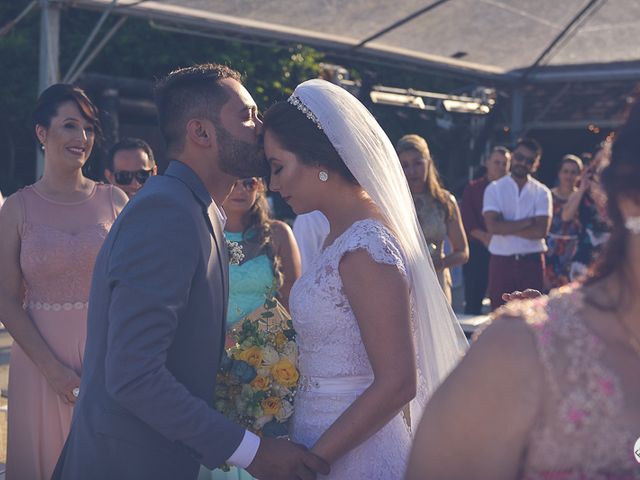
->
xmin=186 ymin=118 xmax=215 ymax=148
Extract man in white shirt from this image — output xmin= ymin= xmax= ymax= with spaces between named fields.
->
xmin=483 ymin=138 xmax=552 ymax=310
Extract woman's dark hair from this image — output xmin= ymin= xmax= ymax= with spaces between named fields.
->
xmin=262 ymin=101 xmax=358 ymax=185
xmin=584 ymin=96 xmax=640 ymax=303
xmin=241 ymin=179 xmax=284 ymax=291
xmin=32 ymin=84 xmax=102 ymax=140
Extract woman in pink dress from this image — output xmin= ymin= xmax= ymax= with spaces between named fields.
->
xmin=406 ymin=97 xmax=640 ymax=478
xmin=0 ymin=84 xmax=128 ymax=479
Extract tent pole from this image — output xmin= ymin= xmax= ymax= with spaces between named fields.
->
xmin=36 ymin=0 xmax=60 ymax=179
xmin=510 ymin=89 xmax=524 ymax=142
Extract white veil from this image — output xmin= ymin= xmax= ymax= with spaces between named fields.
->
xmin=291 ymin=79 xmax=468 ymax=430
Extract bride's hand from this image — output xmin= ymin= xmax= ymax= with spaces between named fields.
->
xmin=246 ymin=437 xmax=330 ymax=479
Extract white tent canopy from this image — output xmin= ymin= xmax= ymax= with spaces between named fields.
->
xmin=57 ymin=0 xmax=640 ymax=83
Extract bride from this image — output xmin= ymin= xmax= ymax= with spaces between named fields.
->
xmin=262 ymin=79 xmax=468 ymax=477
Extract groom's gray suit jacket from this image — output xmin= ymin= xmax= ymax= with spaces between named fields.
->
xmin=52 ymin=161 xmax=244 ymax=480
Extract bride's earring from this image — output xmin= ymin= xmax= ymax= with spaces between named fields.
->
xmin=625 ymin=216 xmax=640 ymax=234
xmin=318 ymin=170 xmax=329 ymax=182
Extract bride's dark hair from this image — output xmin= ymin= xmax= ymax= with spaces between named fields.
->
xmin=263 ymin=101 xmax=358 ymax=185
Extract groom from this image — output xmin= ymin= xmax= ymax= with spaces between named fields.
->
xmin=52 ymin=64 xmax=329 ymax=480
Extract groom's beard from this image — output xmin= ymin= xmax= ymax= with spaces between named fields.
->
xmin=216 ymin=126 xmax=269 ymax=178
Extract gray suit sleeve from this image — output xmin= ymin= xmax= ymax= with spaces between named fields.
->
xmin=104 ymin=194 xmax=244 ymax=468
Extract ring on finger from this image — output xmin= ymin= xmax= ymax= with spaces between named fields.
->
xmin=72 ymin=387 xmax=80 ymax=398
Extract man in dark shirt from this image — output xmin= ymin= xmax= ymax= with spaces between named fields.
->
xmin=461 ymin=146 xmax=510 ymax=314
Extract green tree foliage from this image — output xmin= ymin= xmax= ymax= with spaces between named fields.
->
xmin=0 ymin=2 xmax=324 ymax=189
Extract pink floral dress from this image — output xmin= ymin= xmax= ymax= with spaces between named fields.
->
xmin=496 ymin=285 xmax=640 ymax=479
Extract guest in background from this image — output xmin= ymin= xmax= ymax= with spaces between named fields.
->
xmin=544 ymin=154 xmax=583 ymax=290
xmin=222 ymin=176 xmax=301 ymax=321
xmin=0 ymin=84 xmax=127 ymax=480
xmin=103 ymin=137 xmax=157 ymax=198
xmin=405 ymin=94 xmax=640 ymax=480
xmin=292 ymin=210 xmax=329 ymax=273
xmin=461 ymin=146 xmax=511 ymax=314
xmin=483 ymin=137 xmax=552 ymax=310
xmin=397 ymin=134 xmax=468 ymax=304
xmin=562 ymin=144 xmax=612 ymax=280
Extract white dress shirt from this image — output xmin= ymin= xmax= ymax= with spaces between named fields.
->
xmin=482 ymin=174 xmax=552 ymax=256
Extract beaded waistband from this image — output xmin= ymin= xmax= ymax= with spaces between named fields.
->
xmin=298 ymin=375 xmax=374 ymax=395
xmin=25 ymin=301 xmax=88 ymax=311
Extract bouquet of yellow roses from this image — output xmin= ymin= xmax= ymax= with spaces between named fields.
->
xmin=215 ymin=297 xmax=299 ymax=441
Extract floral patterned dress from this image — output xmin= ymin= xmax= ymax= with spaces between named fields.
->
xmin=495 ymin=285 xmax=640 ymax=478
xmin=545 ymin=192 xmax=581 ymax=289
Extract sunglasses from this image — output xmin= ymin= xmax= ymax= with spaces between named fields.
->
xmin=113 ymin=169 xmax=153 ymax=185
xmin=236 ymin=178 xmax=260 ymax=191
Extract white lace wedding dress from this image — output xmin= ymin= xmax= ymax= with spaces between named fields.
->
xmin=289 ymin=219 xmax=412 ymax=479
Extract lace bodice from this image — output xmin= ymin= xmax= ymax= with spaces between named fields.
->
xmin=495 ymin=285 xmax=640 ymax=478
xmin=18 ymin=184 xmax=117 ymax=305
xmin=289 ymin=218 xmax=407 ymax=379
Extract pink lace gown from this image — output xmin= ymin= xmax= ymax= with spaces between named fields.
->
xmin=495 ymin=285 xmax=640 ymax=479
xmin=7 ymin=184 xmax=118 ymax=480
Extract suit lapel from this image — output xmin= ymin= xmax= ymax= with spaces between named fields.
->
xmin=204 ymin=204 xmax=229 ymax=340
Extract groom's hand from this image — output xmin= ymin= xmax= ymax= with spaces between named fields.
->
xmin=245 ymin=437 xmax=330 ymax=480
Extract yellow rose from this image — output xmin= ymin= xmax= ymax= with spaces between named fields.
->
xmin=250 ymin=376 xmax=271 ymax=391
xmin=238 ymin=346 xmax=263 ymax=367
xmin=271 ymin=359 xmax=299 ymax=388
xmin=275 ymin=331 xmax=288 ymax=350
xmin=261 ymin=396 xmax=282 ymax=415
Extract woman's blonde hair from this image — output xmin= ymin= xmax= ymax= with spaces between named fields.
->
xmin=242 ymin=180 xmax=284 ymax=291
xmin=396 ymin=134 xmax=454 ymax=220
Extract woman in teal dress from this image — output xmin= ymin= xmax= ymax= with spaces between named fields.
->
xmin=200 ymin=177 xmax=301 ymax=480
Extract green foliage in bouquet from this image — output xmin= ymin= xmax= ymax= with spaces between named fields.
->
xmin=215 ymin=298 xmax=299 ymax=443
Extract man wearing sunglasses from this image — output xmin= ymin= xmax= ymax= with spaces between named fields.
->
xmin=104 ymin=137 xmax=157 ymax=198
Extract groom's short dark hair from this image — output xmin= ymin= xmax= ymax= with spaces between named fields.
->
xmin=155 ymin=63 xmax=241 ymax=155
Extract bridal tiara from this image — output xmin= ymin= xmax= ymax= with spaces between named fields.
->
xmin=287 ymin=95 xmax=323 ymax=130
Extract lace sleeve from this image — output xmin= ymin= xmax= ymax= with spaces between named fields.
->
xmin=337 ymin=220 xmax=408 ymax=277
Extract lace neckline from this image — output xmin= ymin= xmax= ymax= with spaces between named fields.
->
xmin=30 ymin=182 xmax=99 ymax=205
xmin=320 ymin=218 xmax=388 ymax=254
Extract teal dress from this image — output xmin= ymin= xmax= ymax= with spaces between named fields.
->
xmin=199 ymin=230 xmax=276 ymax=480
xmin=226 ymin=231 xmax=277 ymax=327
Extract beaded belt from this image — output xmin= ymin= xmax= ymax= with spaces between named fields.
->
xmin=25 ymin=301 xmax=88 ymax=311
xmin=298 ymin=375 xmax=374 ymax=395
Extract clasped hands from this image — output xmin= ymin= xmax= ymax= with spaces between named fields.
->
xmin=246 ymin=437 xmax=330 ymax=480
